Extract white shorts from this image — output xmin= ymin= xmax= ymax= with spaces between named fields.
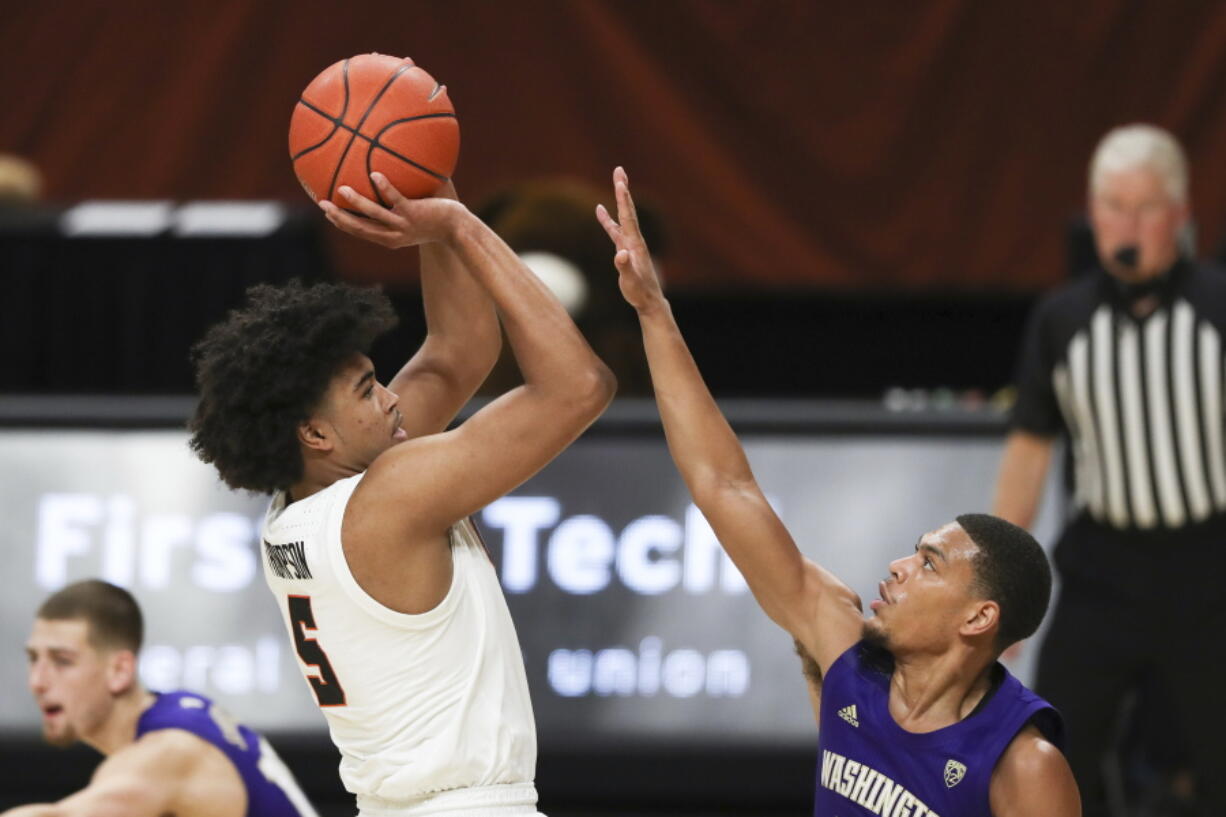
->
xmin=356 ymin=782 xmax=543 ymax=817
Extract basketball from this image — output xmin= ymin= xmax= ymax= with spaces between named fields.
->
xmin=288 ymin=53 xmax=459 ymax=206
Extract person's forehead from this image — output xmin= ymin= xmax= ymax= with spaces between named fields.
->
xmin=325 ymin=353 xmax=375 ymax=395
xmin=1094 ymin=165 xmax=1171 ymax=199
xmin=919 ymin=522 xmax=978 ymax=561
xmin=28 ymin=617 xmax=92 ymax=650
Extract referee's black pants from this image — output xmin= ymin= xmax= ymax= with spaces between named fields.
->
xmin=1035 ymin=513 xmax=1226 ymax=817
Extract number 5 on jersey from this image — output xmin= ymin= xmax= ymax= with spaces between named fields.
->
xmin=288 ymin=595 xmax=347 ymax=707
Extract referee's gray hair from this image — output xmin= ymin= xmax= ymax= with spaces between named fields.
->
xmin=1088 ymin=124 xmax=1189 ymax=203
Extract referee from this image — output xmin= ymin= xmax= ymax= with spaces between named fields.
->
xmin=993 ymin=123 xmax=1226 ymax=817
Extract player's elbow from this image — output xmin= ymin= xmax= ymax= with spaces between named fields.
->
xmin=525 ymin=359 xmax=615 ymax=432
xmin=466 ymin=326 xmax=504 ymax=379
xmin=545 ymin=360 xmax=617 ymax=433
xmin=572 ymin=359 xmax=617 ymax=416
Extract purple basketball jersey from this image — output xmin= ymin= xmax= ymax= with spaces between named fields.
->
xmin=137 ymin=691 xmax=314 ymax=817
xmin=813 ymin=642 xmax=1062 ymax=817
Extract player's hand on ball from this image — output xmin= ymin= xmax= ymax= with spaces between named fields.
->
xmin=319 ymin=172 xmax=462 ymax=249
xmin=596 ymin=167 xmax=665 ymax=314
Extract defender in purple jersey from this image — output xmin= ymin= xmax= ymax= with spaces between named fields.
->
xmin=7 ymin=580 xmax=317 ymax=817
xmin=598 ymin=167 xmax=1081 ymax=817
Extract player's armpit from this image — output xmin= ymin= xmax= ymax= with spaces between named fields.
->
xmin=794 ymin=639 xmax=824 ymax=724
xmin=794 ymin=637 xmax=823 ymax=686
xmin=989 ymin=725 xmax=1081 ymax=817
xmin=793 ymin=559 xmax=865 ymax=677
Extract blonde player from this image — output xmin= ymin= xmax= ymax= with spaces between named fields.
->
xmin=188 ymin=174 xmax=615 ymax=815
xmin=9 ymin=580 xmax=317 ymax=817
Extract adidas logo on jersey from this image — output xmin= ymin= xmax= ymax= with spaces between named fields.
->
xmin=837 ymin=704 xmax=859 ymax=727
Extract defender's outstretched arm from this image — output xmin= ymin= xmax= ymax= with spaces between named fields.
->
xmin=596 ymin=167 xmax=861 ymax=674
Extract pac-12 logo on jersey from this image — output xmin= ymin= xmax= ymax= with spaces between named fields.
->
xmin=943 ymin=759 xmax=967 ymax=788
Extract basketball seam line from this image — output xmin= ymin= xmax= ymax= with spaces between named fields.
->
xmin=325 ymin=62 xmax=414 ymax=201
xmin=322 ymin=58 xmax=360 ymax=201
xmin=290 ymin=70 xmax=351 ymax=162
xmin=294 ymin=97 xmax=454 ymax=172
xmin=366 ymin=116 xmax=452 ymax=200
xmin=297 ymin=96 xmax=456 ymax=133
xmin=294 ymin=99 xmax=453 ymax=199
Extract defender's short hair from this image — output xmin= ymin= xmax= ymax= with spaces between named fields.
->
xmin=37 ymin=580 xmax=143 ymax=653
xmin=956 ymin=513 xmax=1052 ymax=650
xmin=188 ymin=280 xmax=398 ymax=494
xmin=1089 ymin=123 xmax=1188 ymax=203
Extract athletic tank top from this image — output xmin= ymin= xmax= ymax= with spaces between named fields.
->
xmin=260 ymin=474 xmax=539 ymax=812
xmin=136 ymin=690 xmax=317 ymax=817
xmin=813 ymin=641 xmax=1063 ymax=817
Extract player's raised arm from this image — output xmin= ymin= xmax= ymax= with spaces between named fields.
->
xmin=323 ymin=174 xmax=616 ymax=534
xmin=596 ymin=167 xmax=861 ymax=673
xmin=327 ymin=177 xmax=500 ymax=439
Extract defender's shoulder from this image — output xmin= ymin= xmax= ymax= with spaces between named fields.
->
xmin=98 ymin=727 xmax=212 ymax=783
xmin=990 ymin=724 xmax=1080 ymax=816
xmin=133 ymin=725 xmax=212 ymax=755
xmin=996 ymin=723 xmax=1065 ymax=776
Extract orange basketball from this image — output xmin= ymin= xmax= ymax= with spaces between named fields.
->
xmin=288 ymin=53 xmax=459 ymax=206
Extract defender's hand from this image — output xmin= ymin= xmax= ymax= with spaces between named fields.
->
xmin=320 ymin=172 xmax=464 ymax=248
xmin=596 ymin=166 xmax=666 ymax=314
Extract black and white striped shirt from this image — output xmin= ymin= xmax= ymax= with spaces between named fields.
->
xmin=1011 ymin=260 xmax=1226 ymax=531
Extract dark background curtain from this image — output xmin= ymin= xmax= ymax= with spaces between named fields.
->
xmin=5 ymin=0 xmax=1226 ymax=292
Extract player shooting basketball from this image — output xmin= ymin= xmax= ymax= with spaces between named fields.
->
xmin=597 ymin=167 xmax=1080 ymax=817
xmin=189 ymin=174 xmax=615 ymax=816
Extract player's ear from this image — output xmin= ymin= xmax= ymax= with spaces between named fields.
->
xmin=107 ymin=649 xmax=138 ymax=695
xmin=961 ymin=599 xmax=1000 ymax=640
xmin=297 ymin=417 xmax=334 ymax=453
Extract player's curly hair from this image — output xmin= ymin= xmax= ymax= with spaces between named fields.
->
xmin=188 ymin=280 xmax=398 ymax=494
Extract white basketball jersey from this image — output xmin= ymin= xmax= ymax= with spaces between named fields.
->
xmin=260 ymin=473 xmax=539 ymax=813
